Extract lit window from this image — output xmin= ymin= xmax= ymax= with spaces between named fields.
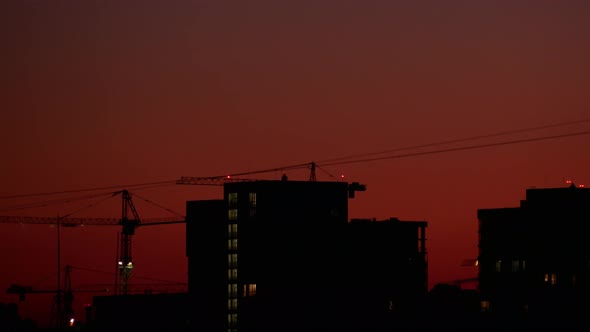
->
xmin=481 ymin=300 xmax=490 ymax=312
xmin=495 ymin=260 xmax=502 ymax=272
xmin=512 ymin=260 xmax=519 ymax=272
xmin=228 ymin=193 xmax=238 ymax=208
xmin=228 ymin=299 xmax=238 ymax=311
xmin=249 ymin=283 xmax=256 ymax=296
xmin=228 ymin=283 xmax=238 ymax=298
xmin=249 ymin=192 xmax=257 ymax=207
xmin=227 ymin=313 xmax=238 ymax=327
xmin=243 ymin=283 xmax=257 ymax=297
xmin=228 ymin=209 xmax=238 ymax=221
xmin=544 ymin=273 xmax=557 ymax=285
xmin=521 ymin=260 xmax=526 ymax=271
xmin=228 ymin=254 xmax=238 ymax=268
xmin=228 ymin=239 xmax=238 ymax=251
xmin=228 ymin=268 xmax=238 ymax=281
xmin=228 ymin=224 xmax=238 ymax=238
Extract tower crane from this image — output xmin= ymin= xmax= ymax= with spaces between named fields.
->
xmin=0 ymin=189 xmax=184 ymax=296
xmin=176 ymin=164 xmax=366 ymax=197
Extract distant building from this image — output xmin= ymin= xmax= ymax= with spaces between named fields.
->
xmin=186 ymin=180 xmax=428 ymax=332
xmin=346 ymin=218 xmax=428 ymax=330
xmin=478 ymin=184 xmax=590 ymax=327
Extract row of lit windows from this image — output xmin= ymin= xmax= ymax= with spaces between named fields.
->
xmin=228 ymin=192 xmax=257 ymax=209
xmin=227 ymin=282 xmax=257 ymax=298
xmin=495 ymin=260 xmax=526 ymax=273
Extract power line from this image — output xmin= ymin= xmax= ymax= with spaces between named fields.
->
xmin=0 ymin=191 xmax=117 ymax=213
xmin=319 ymin=129 xmax=590 ymax=168
xmin=70 ymin=266 xmax=186 ymax=284
xmin=0 ymin=180 xmax=177 ymax=200
xmin=317 ymin=117 xmax=590 ymax=164
xmin=2 ymin=119 xmax=589 ymax=200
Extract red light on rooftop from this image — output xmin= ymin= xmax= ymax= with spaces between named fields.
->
xmin=566 ymin=180 xmax=573 ymax=184
xmin=340 ymin=174 xmax=345 ymax=179
xmin=226 ymin=175 xmax=231 ymax=179
xmin=579 ymin=184 xmax=585 ymax=188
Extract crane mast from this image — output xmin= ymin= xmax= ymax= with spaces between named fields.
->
xmin=117 ymin=189 xmax=141 ymax=295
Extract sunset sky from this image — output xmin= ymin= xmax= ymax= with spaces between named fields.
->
xmin=2 ymin=0 xmax=590 ymax=326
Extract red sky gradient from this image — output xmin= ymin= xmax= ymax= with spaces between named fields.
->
xmin=2 ymin=0 xmax=590 ymax=327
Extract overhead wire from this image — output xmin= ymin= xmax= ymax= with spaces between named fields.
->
xmin=0 ymin=191 xmax=118 ymax=213
xmin=70 ymin=265 xmax=186 ymax=284
xmin=318 ymin=129 xmax=590 ymax=168
xmin=316 ymin=117 xmax=590 ymax=164
xmin=2 ymin=118 xmax=589 ymax=200
xmin=0 ymin=180 xmax=177 ymax=199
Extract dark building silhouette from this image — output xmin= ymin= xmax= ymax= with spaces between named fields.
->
xmin=186 ymin=180 xmax=428 ymax=332
xmin=423 ymin=284 xmax=481 ymax=330
xmin=92 ymin=293 xmax=191 ymax=332
xmin=478 ymin=184 xmax=590 ymax=328
xmin=185 ymin=199 xmax=226 ymax=330
xmin=346 ymin=218 xmax=428 ymax=330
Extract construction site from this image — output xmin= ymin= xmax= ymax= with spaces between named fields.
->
xmin=3 ymin=163 xmax=425 ymax=331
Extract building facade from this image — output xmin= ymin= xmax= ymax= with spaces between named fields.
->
xmin=186 ymin=179 xmax=428 ymax=331
xmin=478 ymin=184 xmax=590 ymax=327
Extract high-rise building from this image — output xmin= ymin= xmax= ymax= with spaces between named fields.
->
xmin=478 ymin=184 xmax=590 ymax=326
xmin=186 ymin=179 xmax=428 ymax=331
xmin=187 ymin=180 xmax=350 ymax=331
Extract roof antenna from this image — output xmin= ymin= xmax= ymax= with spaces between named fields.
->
xmin=309 ymin=162 xmax=316 ymax=182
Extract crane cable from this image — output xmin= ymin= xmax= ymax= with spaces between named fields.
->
xmin=131 ymin=193 xmax=185 ymax=218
